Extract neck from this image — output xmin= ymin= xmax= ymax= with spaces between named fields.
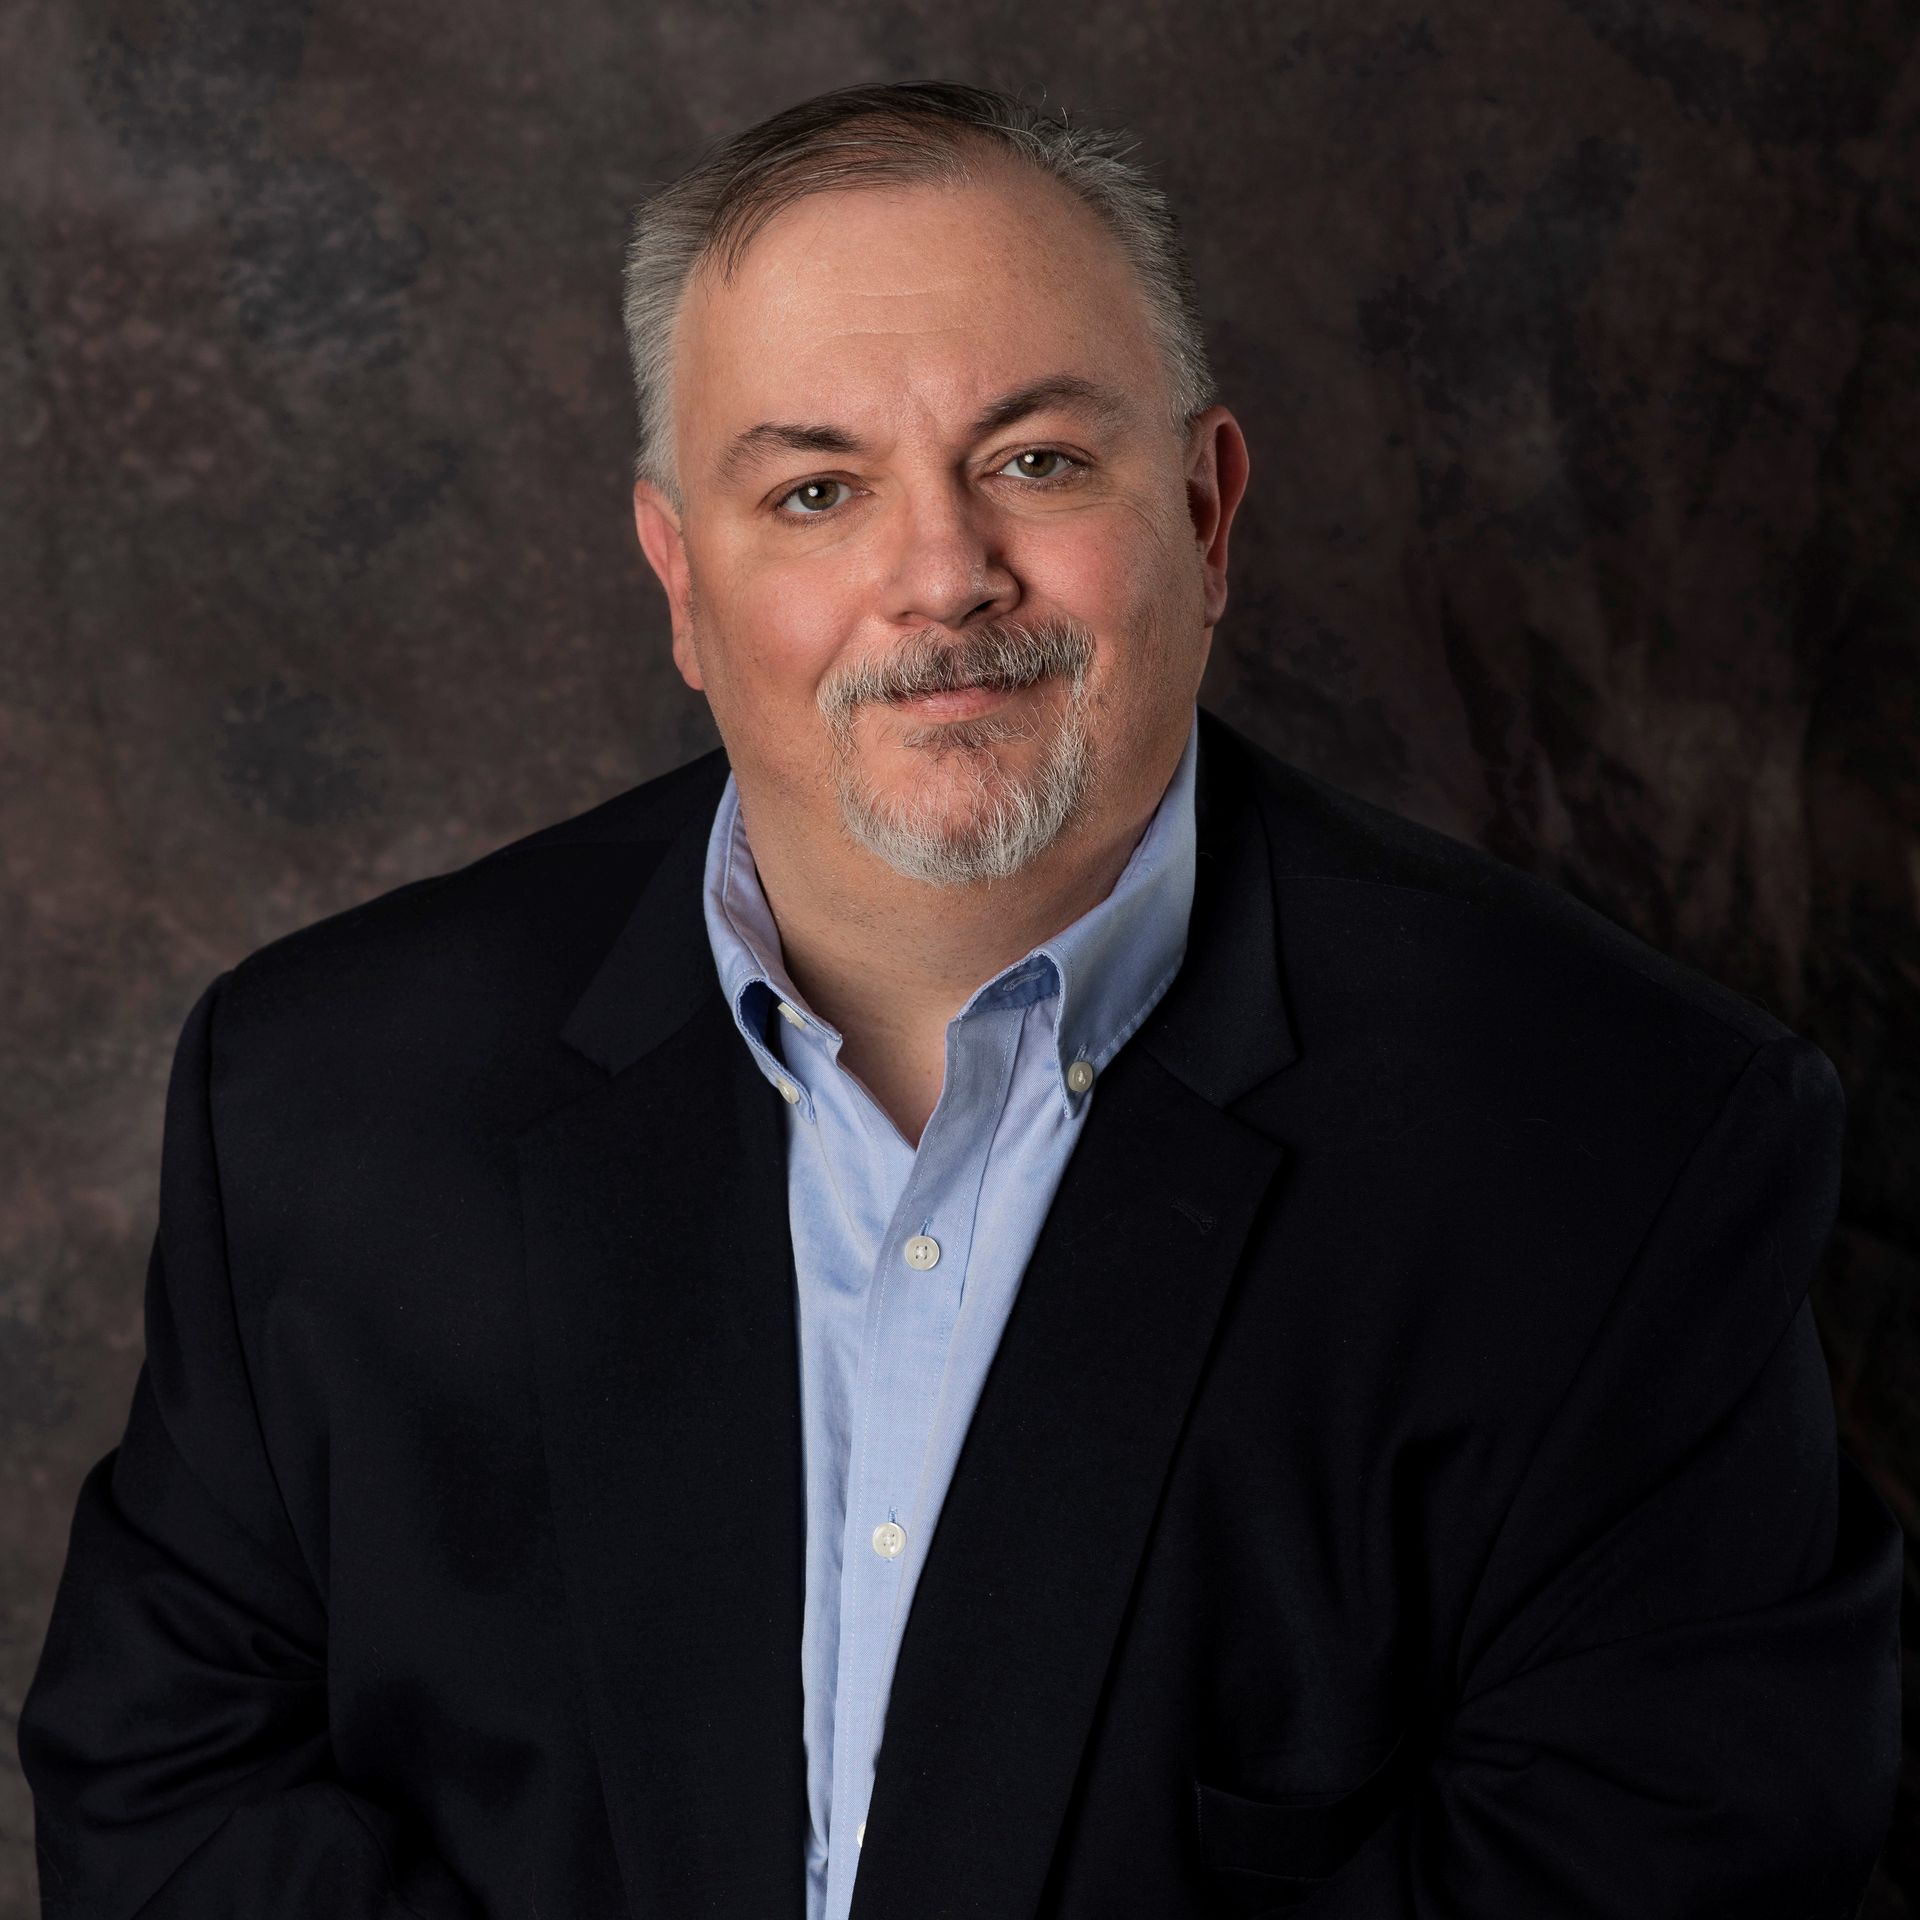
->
xmin=735 ymin=759 xmax=1173 ymax=1145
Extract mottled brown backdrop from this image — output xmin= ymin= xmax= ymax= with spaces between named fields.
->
xmin=3 ymin=0 xmax=1916 ymax=1912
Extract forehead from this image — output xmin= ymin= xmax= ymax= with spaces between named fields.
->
xmin=671 ymin=163 xmax=1168 ymax=459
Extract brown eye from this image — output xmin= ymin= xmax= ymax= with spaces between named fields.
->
xmin=999 ymin=449 xmax=1077 ymax=481
xmin=778 ymin=479 xmax=849 ymax=516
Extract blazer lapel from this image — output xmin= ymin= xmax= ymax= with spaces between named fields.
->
xmin=848 ymin=714 xmax=1302 ymax=1919
xmin=514 ymin=789 xmax=810 ymax=1920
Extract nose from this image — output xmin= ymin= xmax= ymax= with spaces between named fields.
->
xmin=881 ymin=473 xmax=1019 ymax=633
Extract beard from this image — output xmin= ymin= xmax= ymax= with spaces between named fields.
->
xmin=815 ymin=615 xmax=1097 ymax=887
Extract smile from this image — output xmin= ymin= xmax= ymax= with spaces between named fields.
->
xmin=883 ymin=680 xmax=1032 ymax=722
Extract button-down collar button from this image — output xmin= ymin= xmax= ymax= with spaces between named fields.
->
xmin=872 ymin=1520 xmax=907 ymax=1557
xmin=903 ymin=1233 xmax=940 ymax=1270
xmin=1065 ymin=1058 xmax=1096 ymax=1094
xmin=776 ymin=1000 xmax=806 ymax=1027
xmin=774 ymin=1075 xmax=801 ymax=1104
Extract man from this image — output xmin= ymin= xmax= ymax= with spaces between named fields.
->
xmin=18 ymin=80 xmax=1902 ymax=1920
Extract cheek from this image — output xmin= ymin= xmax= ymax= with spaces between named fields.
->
xmin=1053 ymin=485 xmax=1191 ymax=605
xmin=1026 ymin=509 xmax=1195 ymax=673
xmin=700 ymin=549 xmax=860 ymax=712
xmin=1020 ymin=519 xmax=1142 ymax=625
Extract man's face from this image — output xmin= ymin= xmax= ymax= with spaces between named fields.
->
xmin=633 ymin=156 xmax=1245 ymax=888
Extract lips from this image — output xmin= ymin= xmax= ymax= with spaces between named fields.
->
xmin=892 ymin=679 xmax=999 ymax=699
xmin=879 ymin=679 xmax=1030 ymax=722
xmin=887 ymin=670 xmax=1040 ymax=701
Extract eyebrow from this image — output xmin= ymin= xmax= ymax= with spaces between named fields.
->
xmin=712 ymin=373 xmax=1136 ymax=488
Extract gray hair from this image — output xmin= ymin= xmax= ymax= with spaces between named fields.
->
xmin=620 ymin=80 xmax=1217 ymax=508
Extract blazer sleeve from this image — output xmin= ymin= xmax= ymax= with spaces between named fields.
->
xmin=16 ymin=973 xmax=483 ymax=1920
xmin=1312 ymin=1031 xmax=1904 ymax=1918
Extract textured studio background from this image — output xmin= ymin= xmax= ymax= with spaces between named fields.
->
xmin=4 ymin=0 xmax=1918 ymax=1912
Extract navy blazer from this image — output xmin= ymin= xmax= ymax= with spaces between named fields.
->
xmin=19 ymin=706 xmax=1904 ymax=1919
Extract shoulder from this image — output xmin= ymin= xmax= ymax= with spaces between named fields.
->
xmin=202 ymin=744 xmax=730 ymax=1101
xmin=1198 ymin=708 xmax=1838 ymax=1152
xmin=1204 ymin=706 xmax=1790 ymax=1046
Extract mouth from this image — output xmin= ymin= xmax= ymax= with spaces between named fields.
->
xmin=882 ymin=674 xmax=1043 ymax=723
xmin=879 ymin=664 xmax=1059 ymax=721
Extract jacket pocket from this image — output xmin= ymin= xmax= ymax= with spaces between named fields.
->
xmin=1192 ymin=1723 xmax=1412 ymax=1908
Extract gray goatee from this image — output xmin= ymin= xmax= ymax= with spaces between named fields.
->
xmin=817 ymin=617 xmax=1096 ymax=887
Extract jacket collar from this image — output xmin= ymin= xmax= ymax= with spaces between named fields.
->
xmin=559 ymin=704 xmax=1297 ymax=1108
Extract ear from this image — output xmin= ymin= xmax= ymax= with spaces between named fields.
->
xmin=1182 ymin=406 xmax=1250 ymax=631
xmin=632 ymin=478 xmax=702 ymax=691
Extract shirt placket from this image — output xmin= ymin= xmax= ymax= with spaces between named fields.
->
xmin=823 ymin=1000 xmax=1023 ymax=1917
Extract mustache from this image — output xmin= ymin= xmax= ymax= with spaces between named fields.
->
xmin=817 ymin=617 xmax=1094 ymax=732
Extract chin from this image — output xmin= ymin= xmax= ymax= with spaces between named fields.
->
xmin=835 ymin=710 xmax=1094 ymax=888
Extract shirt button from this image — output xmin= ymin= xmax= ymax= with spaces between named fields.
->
xmin=776 ymin=1001 xmax=806 ymax=1027
xmin=903 ymin=1234 xmax=940 ymax=1270
xmin=1065 ymin=1058 xmax=1096 ymax=1094
xmin=774 ymin=1075 xmax=801 ymax=1104
xmin=872 ymin=1520 xmax=906 ymax=1557
xmin=856 ymin=1820 xmax=866 ymax=1847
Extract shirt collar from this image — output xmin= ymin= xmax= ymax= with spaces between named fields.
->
xmin=700 ymin=705 xmax=1200 ymax=1121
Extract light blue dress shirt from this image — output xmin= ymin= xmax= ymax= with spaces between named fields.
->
xmin=700 ymin=706 xmax=1199 ymax=1920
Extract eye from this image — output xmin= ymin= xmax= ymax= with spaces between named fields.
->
xmin=997 ymin=448 xmax=1081 ymax=482
xmin=775 ymin=477 xmax=854 ymax=517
